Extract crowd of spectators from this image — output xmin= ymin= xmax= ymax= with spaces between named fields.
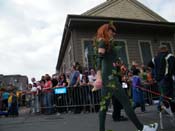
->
xmin=1 ymin=60 xmax=174 ymax=116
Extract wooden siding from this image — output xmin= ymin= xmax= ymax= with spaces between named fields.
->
xmin=123 ymin=33 xmax=174 ymax=66
xmin=73 ymin=29 xmax=175 ymax=69
xmin=60 ymin=38 xmax=72 ymax=73
xmin=73 ymin=28 xmax=96 ymax=67
xmin=83 ymin=0 xmax=166 ymax=22
xmin=59 ymin=27 xmax=175 ymax=73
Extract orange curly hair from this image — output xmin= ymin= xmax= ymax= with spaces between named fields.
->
xmin=96 ymin=23 xmax=116 ymax=50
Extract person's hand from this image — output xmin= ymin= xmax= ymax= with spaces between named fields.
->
xmin=92 ymin=79 xmax=102 ymax=92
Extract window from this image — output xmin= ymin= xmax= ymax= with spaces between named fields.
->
xmin=83 ymin=40 xmax=129 ymax=68
xmin=160 ymin=41 xmax=173 ymax=53
xmin=83 ymin=40 xmax=94 ymax=69
xmin=113 ymin=40 xmax=129 ymax=66
xmin=139 ymin=41 xmax=152 ymax=65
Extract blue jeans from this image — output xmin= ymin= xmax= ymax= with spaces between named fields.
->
xmin=43 ymin=92 xmax=53 ymax=114
xmin=31 ymin=95 xmax=40 ymax=113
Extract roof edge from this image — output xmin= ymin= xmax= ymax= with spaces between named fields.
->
xmin=132 ymin=0 xmax=167 ymax=22
xmin=56 ymin=14 xmax=175 ymax=71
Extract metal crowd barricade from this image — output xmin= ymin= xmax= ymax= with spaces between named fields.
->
xmin=53 ymin=85 xmax=101 ymax=113
xmin=39 ymin=83 xmax=161 ymax=114
xmin=52 ymin=83 xmax=159 ymax=113
xmin=142 ymin=82 xmax=160 ymax=105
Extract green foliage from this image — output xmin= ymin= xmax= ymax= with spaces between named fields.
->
xmin=93 ymin=29 xmax=123 ymax=112
xmin=100 ymin=92 xmax=112 ymax=111
xmin=109 ymin=20 xmax=114 ymax=26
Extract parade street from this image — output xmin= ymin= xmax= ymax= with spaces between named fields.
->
xmin=0 ymin=105 xmax=175 ymax=131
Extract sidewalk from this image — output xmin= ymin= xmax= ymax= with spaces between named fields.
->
xmin=0 ymin=105 xmax=175 ymax=131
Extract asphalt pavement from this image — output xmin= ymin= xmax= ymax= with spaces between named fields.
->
xmin=0 ymin=105 xmax=175 ymax=131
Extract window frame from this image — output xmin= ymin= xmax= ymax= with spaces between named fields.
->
xmin=82 ymin=39 xmax=94 ymax=68
xmin=113 ymin=39 xmax=130 ymax=66
xmin=82 ymin=39 xmax=129 ymax=67
xmin=138 ymin=40 xmax=153 ymax=65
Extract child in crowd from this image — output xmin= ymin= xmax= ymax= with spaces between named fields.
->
xmin=131 ymin=69 xmax=146 ymax=112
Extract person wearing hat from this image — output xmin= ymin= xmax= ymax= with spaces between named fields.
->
xmin=93 ymin=23 xmax=158 ymax=131
xmin=148 ymin=45 xmax=175 ymax=113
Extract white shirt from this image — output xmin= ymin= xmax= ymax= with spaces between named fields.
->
xmin=88 ymin=75 xmax=96 ymax=83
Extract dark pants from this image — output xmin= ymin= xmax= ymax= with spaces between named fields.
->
xmin=112 ymin=95 xmax=123 ymax=121
xmin=133 ymin=102 xmax=145 ymax=112
xmin=72 ymin=87 xmax=82 ymax=113
xmin=157 ymin=77 xmax=174 ymax=111
xmin=8 ymin=96 xmax=18 ymax=116
xmin=99 ymin=77 xmax=143 ymax=131
xmin=43 ymin=92 xmax=53 ymax=114
xmin=2 ymin=99 xmax=8 ymax=111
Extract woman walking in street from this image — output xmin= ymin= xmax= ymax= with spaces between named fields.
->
xmin=93 ymin=23 xmax=158 ymax=131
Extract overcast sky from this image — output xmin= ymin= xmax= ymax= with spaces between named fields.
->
xmin=0 ymin=0 xmax=175 ymax=81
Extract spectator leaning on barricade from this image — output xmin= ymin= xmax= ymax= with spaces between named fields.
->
xmin=54 ymin=73 xmax=68 ymax=113
xmin=8 ymin=90 xmax=18 ymax=116
xmin=25 ymin=84 xmax=32 ymax=107
xmin=140 ymin=64 xmax=147 ymax=82
xmin=80 ymin=73 xmax=89 ymax=86
xmin=30 ymin=82 xmax=37 ymax=114
xmin=148 ymin=45 xmax=175 ymax=113
xmin=30 ymin=79 xmax=41 ymax=114
xmin=50 ymin=75 xmax=58 ymax=113
xmin=56 ymin=73 xmax=68 ymax=87
xmin=80 ymin=72 xmax=91 ymax=113
xmin=36 ymin=81 xmax=41 ymax=113
xmin=88 ymin=68 xmax=97 ymax=86
xmin=69 ymin=62 xmax=81 ymax=114
xmin=130 ymin=61 xmax=140 ymax=73
xmin=42 ymin=74 xmax=53 ymax=115
xmin=87 ymin=68 xmax=101 ymax=113
xmin=139 ymin=65 xmax=154 ymax=105
xmin=2 ymin=91 xmax=9 ymax=111
xmin=39 ymin=78 xmax=45 ymax=114
xmin=69 ymin=63 xmax=80 ymax=87
xmin=144 ymin=67 xmax=155 ymax=105
xmin=146 ymin=68 xmax=154 ymax=84
xmin=51 ymin=75 xmax=58 ymax=88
